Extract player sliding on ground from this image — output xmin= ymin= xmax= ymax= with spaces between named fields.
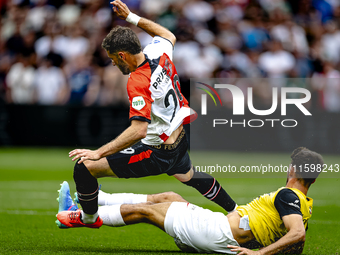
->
xmin=57 ymin=147 xmax=323 ymax=254
xmin=63 ymin=0 xmax=237 ymax=228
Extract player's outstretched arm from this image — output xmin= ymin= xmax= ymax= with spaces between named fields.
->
xmin=69 ymin=120 xmax=148 ymax=164
xmin=110 ymin=0 xmax=176 ymax=45
xmin=228 ymin=214 xmax=305 ymax=255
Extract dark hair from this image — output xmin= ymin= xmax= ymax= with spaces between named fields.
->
xmin=290 ymin=147 xmax=324 ymax=186
xmin=101 ymin=26 xmax=142 ymax=55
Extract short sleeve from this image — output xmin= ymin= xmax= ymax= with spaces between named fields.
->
xmin=143 ymin=36 xmax=174 ymax=61
xmin=127 ymin=79 xmax=153 ymax=124
xmin=274 ymin=189 xmax=302 ymax=218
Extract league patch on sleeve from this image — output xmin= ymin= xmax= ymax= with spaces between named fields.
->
xmin=132 ymin=96 xmax=146 ymax=110
xmin=288 ymin=199 xmax=301 ymax=210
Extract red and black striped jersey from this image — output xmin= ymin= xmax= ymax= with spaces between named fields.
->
xmin=127 ymin=36 xmax=197 ymax=145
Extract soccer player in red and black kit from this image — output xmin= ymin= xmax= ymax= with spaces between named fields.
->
xmin=63 ymin=0 xmax=236 ymax=228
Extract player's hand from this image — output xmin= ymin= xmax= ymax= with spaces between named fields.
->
xmin=69 ymin=149 xmax=101 ymax=164
xmin=227 ymin=245 xmax=261 ymax=255
xmin=110 ymin=0 xmax=130 ymax=20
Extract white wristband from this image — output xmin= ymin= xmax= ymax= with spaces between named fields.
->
xmin=126 ymin=12 xmax=140 ymax=26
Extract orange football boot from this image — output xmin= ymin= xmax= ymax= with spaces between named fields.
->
xmin=57 ymin=209 xmax=103 ymax=228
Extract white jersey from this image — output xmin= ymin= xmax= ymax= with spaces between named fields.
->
xmin=127 ymin=36 xmax=197 ymax=145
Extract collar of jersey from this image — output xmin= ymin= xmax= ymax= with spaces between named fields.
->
xmin=137 ymin=54 xmax=149 ymax=69
xmin=287 ymin=187 xmax=311 ymax=200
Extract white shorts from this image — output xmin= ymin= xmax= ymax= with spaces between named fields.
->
xmin=164 ymin=202 xmax=239 ymax=254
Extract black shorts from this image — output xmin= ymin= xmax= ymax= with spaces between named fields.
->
xmin=106 ymin=129 xmax=192 ymax=178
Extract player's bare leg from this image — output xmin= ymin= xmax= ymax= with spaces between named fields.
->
xmin=147 ymin=192 xmax=187 ymax=203
xmin=122 ymin=202 xmax=171 ymax=230
xmin=98 ymin=191 xmax=187 ymax=206
xmin=173 ymin=167 xmax=193 ymax=182
xmin=84 ymin=158 xmax=117 ymax=178
xmin=75 ymin=155 xmax=186 ymax=223
xmin=98 ymin=202 xmax=172 ymax=230
xmin=57 ymin=186 xmax=182 ymax=229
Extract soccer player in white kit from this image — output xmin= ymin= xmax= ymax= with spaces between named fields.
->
xmin=58 ymin=147 xmax=322 ymax=254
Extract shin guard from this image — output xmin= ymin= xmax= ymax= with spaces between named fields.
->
xmin=73 ymin=162 xmax=99 ymax=214
xmin=183 ymin=169 xmax=236 ymax=212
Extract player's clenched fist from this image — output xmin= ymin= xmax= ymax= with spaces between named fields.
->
xmin=110 ymin=0 xmax=130 ymax=20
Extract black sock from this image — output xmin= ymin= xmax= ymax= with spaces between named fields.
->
xmin=73 ymin=161 xmax=99 ymax=215
xmin=183 ymin=170 xmax=236 ymax=212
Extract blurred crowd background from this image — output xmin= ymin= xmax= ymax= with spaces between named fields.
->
xmin=1 ymin=0 xmax=340 ymax=112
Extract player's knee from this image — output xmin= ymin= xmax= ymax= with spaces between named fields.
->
xmin=73 ymin=161 xmax=99 ymax=195
xmin=150 ymin=192 xmax=185 ymax=203
xmin=163 ymin=191 xmax=185 ymax=202
xmin=173 ymin=167 xmax=194 ymax=182
xmin=73 ymin=161 xmax=94 ymax=181
xmin=142 ymin=201 xmax=154 ymax=205
xmin=123 ymin=204 xmax=153 ymax=223
xmin=84 ymin=158 xmax=116 ymax=178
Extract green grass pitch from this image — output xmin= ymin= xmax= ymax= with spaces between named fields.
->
xmin=0 ymin=148 xmax=339 ymax=254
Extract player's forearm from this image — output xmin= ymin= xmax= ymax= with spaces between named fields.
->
xmin=258 ymin=231 xmax=305 ymax=255
xmin=277 ymin=241 xmax=304 ymax=254
xmin=96 ymin=123 xmax=146 ymax=158
xmin=136 ymin=18 xmax=176 ymax=45
xmin=110 ymin=0 xmax=176 ymax=45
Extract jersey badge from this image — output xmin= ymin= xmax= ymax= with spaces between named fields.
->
xmin=132 ymin=96 xmax=146 ymax=110
xmin=288 ymin=202 xmax=300 ymax=209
